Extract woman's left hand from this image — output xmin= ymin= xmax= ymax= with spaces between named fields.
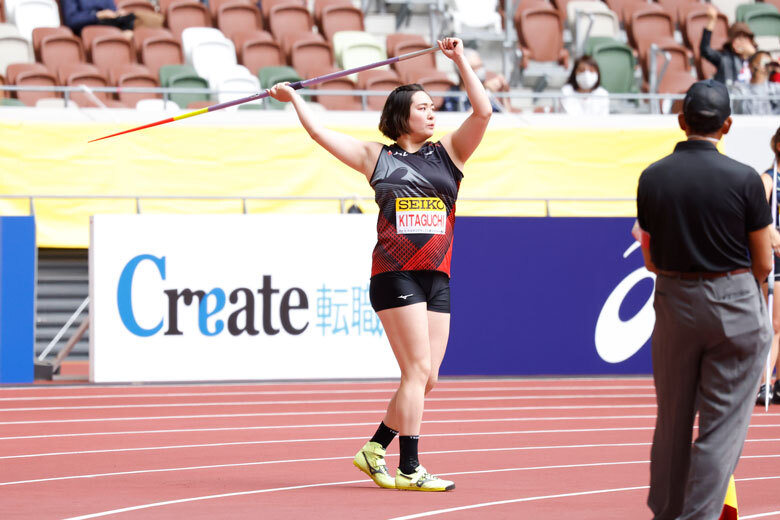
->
xmin=437 ymin=37 xmax=463 ymax=60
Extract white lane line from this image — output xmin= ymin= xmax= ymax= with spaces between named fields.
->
xmin=0 ymin=377 xmax=654 ymax=392
xmin=6 ymin=452 xmax=650 ymax=489
xmin=5 ymin=431 xmax=780 ymax=461
xmin=0 ymin=421 xmax=660 ymax=442
xmin=386 ymin=485 xmax=650 ymax=519
xmin=0 ymin=435 xmax=657 ymax=460
xmin=0 ymin=394 xmax=658 ymax=412
xmin=742 ymin=513 xmax=780 ymax=519
xmin=60 ymin=463 xmax=652 ymax=520
xmin=61 ymin=478 xmax=370 ymax=520
xmin=0 ymin=385 xmax=657 ymax=402
xmin=0 ymin=405 xmax=658 ymax=426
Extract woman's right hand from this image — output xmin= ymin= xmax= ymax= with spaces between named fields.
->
xmin=268 ymin=82 xmax=295 ymax=103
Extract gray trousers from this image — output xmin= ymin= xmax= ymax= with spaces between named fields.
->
xmin=648 ymin=272 xmax=771 ymax=520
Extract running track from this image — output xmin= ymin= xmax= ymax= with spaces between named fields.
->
xmin=2 ymin=377 xmax=780 ymax=519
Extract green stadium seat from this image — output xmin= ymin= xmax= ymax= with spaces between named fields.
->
xmin=158 ymin=64 xmax=210 ymax=109
xmin=257 ymin=65 xmax=303 ymax=109
xmin=0 ymin=97 xmax=25 ymax=106
xmin=587 ymin=37 xmax=637 ymax=93
xmin=736 ymin=2 xmax=778 ymax=22
xmin=745 ymin=11 xmax=780 ymax=37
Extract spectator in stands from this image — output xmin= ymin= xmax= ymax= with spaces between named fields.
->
xmin=62 ymin=0 xmax=135 ymax=39
xmin=768 ymin=59 xmax=780 ymax=83
xmin=559 ymin=55 xmax=609 ymax=116
xmin=441 ymin=48 xmax=508 ymax=112
xmin=732 ymin=51 xmax=780 ymax=115
xmin=701 ymin=5 xmax=757 ymax=85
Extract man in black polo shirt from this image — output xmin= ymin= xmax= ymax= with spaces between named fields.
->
xmin=637 ymin=79 xmax=773 ymax=519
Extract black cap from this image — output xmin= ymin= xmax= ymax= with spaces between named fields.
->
xmin=682 ymin=80 xmax=731 ymax=133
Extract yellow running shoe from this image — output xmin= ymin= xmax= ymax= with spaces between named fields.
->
xmin=353 ymin=441 xmax=395 ymax=489
xmin=395 ymin=465 xmax=455 ymax=492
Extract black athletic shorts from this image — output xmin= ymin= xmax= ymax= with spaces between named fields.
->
xmin=369 ymin=270 xmax=451 ymax=313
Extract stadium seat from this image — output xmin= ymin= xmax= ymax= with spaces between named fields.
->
xmin=357 ymin=68 xmax=401 ymax=110
xmin=0 ymin=22 xmax=19 ymax=36
xmin=566 ymin=1 xmax=620 ymax=52
xmin=32 ymin=26 xmax=71 ymax=57
xmin=135 ymin=97 xmax=180 ymax=110
xmin=58 ymin=62 xmax=122 ymax=107
xmin=336 ymin=31 xmax=385 ymax=73
xmin=629 ymin=8 xmax=677 ymax=62
xmin=515 ymin=4 xmax=569 ymax=86
xmin=767 ymin=0 xmax=780 ymax=14
xmin=288 ymin=33 xmax=333 ymax=79
xmin=267 ymin=3 xmax=313 ymax=42
xmin=158 ymin=0 xmax=194 ymax=16
xmin=681 ymin=5 xmax=728 ymax=79
xmin=642 ymin=42 xmax=694 ymax=90
xmin=331 ymin=30 xmax=384 ymax=69
xmin=449 ymin=0 xmax=502 ymax=34
xmin=216 ymin=2 xmax=262 ymax=40
xmin=166 ymin=1 xmax=212 ymax=40
xmin=82 ymin=25 xmax=136 ymax=75
xmin=736 ymin=2 xmax=777 ymax=22
xmin=386 ymin=33 xmax=427 ymax=58
xmin=257 ymin=65 xmax=301 ymax=108
xmin=35 ymin=97 xmax=78 ymax=107
xmin=313 ymin=0 xmax=352 ymax=25
xmin=260 ymin=0 xmax=305 ymax=22
xmin=8 ymin=0 xmax=59 ymax=41
xmin=0 ymin=31 xmax=32 ymax=76
xmin=408 ymin=70 xmax=455 ymax=109
xmin=109 ymin=63 xmax=159 ymax=106
xmin=6 ymin=61 xmax=57 ymax=104
xmin=602 ymin=0 xmax=649 ymax=24
xmin=0 ymin=96 xmax=25 ymax=105
xmin=387 ymin=34 xmax=435 ymax=83
xmin=211 ymin=64 xmax=261 ymax=107
xmin=232 ymin=30 xmax=283 ymax=75
xmin=158 ymin=63 xmax=211 ymax=107
xmin=186 ymin=99 xmax=216 ymax=108
xmin=709 ymin=0 xmax=743 ymax=23
xmin=135 ymin=27 xmax=184 ymax=77
xmin=305 ymin=66 xmax=362 ymax=110
xmin=38 ymin=33 xmax=85 ymax=78
xmin=319 ymin=4 xmax=364 ymax=42
xmin=654 ymin=0 xmax=700 ymax=25
xmin=181 ymin=27 xmax=237 ymax=82
xmin=115 ymin=0 xmax=157 ymax=13
xmin=587 ymin=38 xmax=637 ymax=93
xmin=744 ymin=9 xmax=780 ymax=37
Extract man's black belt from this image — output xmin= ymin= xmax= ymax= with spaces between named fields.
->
xmin=658 ymin=268 xmax=751 ymax=280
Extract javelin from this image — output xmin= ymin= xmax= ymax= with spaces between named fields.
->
xmin=89 ymin=45 xmax=441 ymax=143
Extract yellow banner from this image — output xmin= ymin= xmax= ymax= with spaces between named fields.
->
xmin=0 ymin=120 xmax=683 ymax=247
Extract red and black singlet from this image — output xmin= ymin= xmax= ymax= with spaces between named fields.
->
xmin=369 ymin=141 xmax=464 ymax=277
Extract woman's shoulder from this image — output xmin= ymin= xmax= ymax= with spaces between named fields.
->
xmin=593 ymin=86 xmax=609 ymax=96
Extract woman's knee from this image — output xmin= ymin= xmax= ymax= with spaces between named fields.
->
xmin=402 ymin=358 xmax=431 ymax=384
xmin=424 ymin=373 xmax=438 ymax=395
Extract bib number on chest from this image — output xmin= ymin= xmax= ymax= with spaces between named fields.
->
xmin=395 ymin=197 xmax=446 ymax=235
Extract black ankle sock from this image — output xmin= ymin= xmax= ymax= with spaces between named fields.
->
xmin=398 ymin=435 xmax=420 ymax=474
xmin=369 ymin=422 xmax=398 ymax=450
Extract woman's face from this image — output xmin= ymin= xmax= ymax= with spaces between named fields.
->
xmin=406 ymin=91 xmax=436 ymax=139
xmin=574 ymin=62 xmax=599 ymax=92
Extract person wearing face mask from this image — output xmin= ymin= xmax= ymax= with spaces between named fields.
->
xmin=732 ymin=51 xmax=780 ymax=115
xmin=559 ymin=55 xmax=609 ymax=116
xmin=440 ymin=48 xmax=508 ymax=112
xmin=701 ymin=5 xmax=757 ymax=85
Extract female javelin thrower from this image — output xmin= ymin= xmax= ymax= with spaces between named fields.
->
xmin=757 ymin=125 xmax=780 ymax=405
xmin=268 ymin=37 xmax=491 ymax=491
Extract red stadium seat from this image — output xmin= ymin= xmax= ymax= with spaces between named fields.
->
xmin=6 ymin=62 xmax=58 ymax=105
xmin=232 ymin=30 xmax=283 ymax=75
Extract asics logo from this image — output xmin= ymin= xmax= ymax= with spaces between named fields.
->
xmin=424 ymin=150 xmax=434 ymax=156
xmin=398 ymin=294 xmax=414 ymax=300
xmin=362 ymin=453 xmax=388 ymax=476
xmin=393 ymin=151 xmax=408 ymax=156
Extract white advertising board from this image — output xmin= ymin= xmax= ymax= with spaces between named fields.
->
xmin=89 ymin=214 xmax=398 ymax=383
